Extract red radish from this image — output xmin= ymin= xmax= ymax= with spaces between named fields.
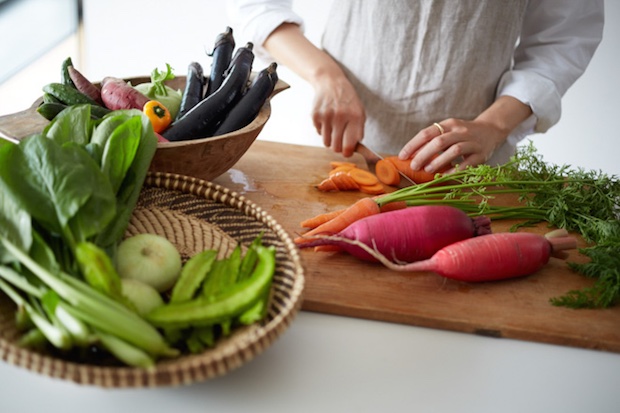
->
xmin=67 ymin=65 xmax=103 ymax=104
xmin=298 ymin=205 xmax=492 ymax=262
xmin=341 ymin=230 xmax=577 ymax=282
xmin=100 ymin=76 xmax=150 ymax=110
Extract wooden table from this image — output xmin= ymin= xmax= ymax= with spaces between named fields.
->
xmin=212 ymin=140 xmax=620 ymax=353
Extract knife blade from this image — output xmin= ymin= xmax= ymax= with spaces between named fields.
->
xmin=355 ymin=142 xmax=416 ymax=189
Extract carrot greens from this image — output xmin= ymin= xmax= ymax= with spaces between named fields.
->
xmin=376 ymin=142 xmax=620 ymax=308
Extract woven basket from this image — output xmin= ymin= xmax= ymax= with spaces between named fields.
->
xmin=0 ymin=172 xmax=304 ymax=388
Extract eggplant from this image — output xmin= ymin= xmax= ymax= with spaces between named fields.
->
xmin=176 ymin=61 xmax=205 ymax=121
xmin=212 ymin=62 xmax=278 ymax=137
xmin=162 ymin=43 xmax=254 ymax=142
xmin=205 ymin=26 xmax=235 ymax=98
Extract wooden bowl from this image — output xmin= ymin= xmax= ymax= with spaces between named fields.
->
xmin=0 ymin=172 xmax=305 ymax=387
xmin=146 ymin=75 xmax=289 ymax=181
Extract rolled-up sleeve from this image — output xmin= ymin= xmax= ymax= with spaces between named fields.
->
xmin=497 ymin=0 xmax=604 ymax=133
xmin=227 ymin=0 xmax=304 ymax=60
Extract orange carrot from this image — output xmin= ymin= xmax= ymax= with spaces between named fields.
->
xmin=375 ymin=159 xmax=400 ymax=186
xmin=348 ymin=168 xmax=380 ymax=186
xmin=379 ymin=200 xmax=407 ymax=213
xmin=317 ymin=177 xmax=339 ymax=192
xmin=300 ymin=208 xmax=346 ymax=229
xmin=386 ymin=155 xmax=448 ymax=184
xmin=329 ymin=164 xmax=356 ymax=176
xmin=314 ymin=245 xmax=343 ymax=253
xmin=330 ymin=161 xmax=357 ymax=169
xmin=295 ymin=197 xmax=380 ymax=244
xmin=359 ymin=182 xmax=386 ymax=195
xmin=330 ymin=171 xmax=360 ymax=191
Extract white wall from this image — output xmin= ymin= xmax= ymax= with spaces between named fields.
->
xmin=77 ymin=0 xmax=620 ymax=176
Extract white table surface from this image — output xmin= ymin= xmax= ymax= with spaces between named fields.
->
xmin=1 ymin=310 xmax=619 ymax=413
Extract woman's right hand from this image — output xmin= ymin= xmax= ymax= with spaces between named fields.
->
xmin=311 ymin=69 xmax=366 ymax=157
xmin=263 ymin=23 xmax=366 ymax=157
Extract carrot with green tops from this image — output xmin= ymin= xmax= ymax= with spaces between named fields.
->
xmin=295 ymin=197 xmax=380 ymax=245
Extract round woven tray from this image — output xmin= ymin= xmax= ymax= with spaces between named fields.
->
xmin=0 ymin=172 xmax=305 ymax=387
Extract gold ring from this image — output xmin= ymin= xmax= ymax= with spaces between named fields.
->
xmin=433 ymin=122 xmax=445 ymax=135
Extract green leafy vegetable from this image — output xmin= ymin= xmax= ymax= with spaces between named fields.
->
xmin=0 ymin=105 xmax=176 ymax=366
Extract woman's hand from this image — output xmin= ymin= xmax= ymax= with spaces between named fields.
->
xmin=399 ymin=118 xmax=506 ymax=174
xmin=311 ymin=70 xmax=366 ymax=157
xmin=263 ymin=23 xmax=366 ymax=157
xmin=399 ymin=96 xmax=533 ymax=173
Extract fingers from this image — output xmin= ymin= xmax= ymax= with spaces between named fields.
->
xmin=401 ymin=119 xmax=494 ymax=174
xmin=312 ymin=100 xmax=365 ymax=158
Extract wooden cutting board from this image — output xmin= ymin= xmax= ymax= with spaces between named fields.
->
xmin=1 ymin=107 xmax=618 ymax=353
xmin=212 ymin=140 xmax=620 ymax=354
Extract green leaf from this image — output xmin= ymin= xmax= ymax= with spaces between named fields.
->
xmin=100 ymin=116 xmax=141 ymax=194
xmin=43 ymin=104 xmax=94 ymax=146
xmin=150 ymin=63 xmax=175 ymax=96
xmin=0 ymin=143 xmax=33 ymax=263
xmin=95 ymin=112 xmax=158 ymax=249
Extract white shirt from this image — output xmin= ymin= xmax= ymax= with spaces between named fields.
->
xmin=228 ymin=0 xmax=604 ymax=164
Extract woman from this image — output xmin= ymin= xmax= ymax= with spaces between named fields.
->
xmin=229 ymin=0 xmax=604 ymax=173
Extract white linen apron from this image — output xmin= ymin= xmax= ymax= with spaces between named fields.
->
xmin=321 ymin=0 xmax=528 ymax=164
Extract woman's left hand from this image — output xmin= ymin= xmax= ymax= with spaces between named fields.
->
xmin=398 ymin=118 xmax=507 ymax=174
xmin=399 ymin=96 xmax=533 ymax=174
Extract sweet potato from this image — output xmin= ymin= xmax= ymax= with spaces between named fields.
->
xmin=101 ymin=77 xmax=150 ymax=111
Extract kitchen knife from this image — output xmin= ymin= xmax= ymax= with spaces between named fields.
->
xmin=355 ymin=142 xmax=416 ymax=188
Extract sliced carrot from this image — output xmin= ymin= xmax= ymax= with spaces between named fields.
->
xmin=300 ymin=208 xmax=346 ymax=229
xmin=386 ymin=156 xmax=438 ymax=184
xmin=359 ymin=182 xmax=386 ymax=195
xmin=317 ymin=177 xmax=338 ymax=192
xmin=330 ymin=171 xmax=360 ymax=191
xmin=376 ymin=158 xmax=401 ymax=186
xmin=348 ymin=168 xmax=380 ymax=187
xmin=330 ymin=161 xmax=357 ymax=169
xmin=295 ymin=197 xmax=380 ymax=244
xmin=329 ymin=164 xmax=356 ymax=177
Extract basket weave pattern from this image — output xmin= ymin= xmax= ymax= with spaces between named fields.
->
xmin=0 ymin=172 xmax=304 ymax=387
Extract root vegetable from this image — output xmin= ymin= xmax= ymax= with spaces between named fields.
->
xmin=67 ymin=65 xmax=103 ymax=104
xmin=346 ymin=230 xmax=577 ymax=282
xmin=298 ymin=205 xmax=492 ymax=262
xmin=295 ymin=197 xmax=381 ymax=244
xmin=101 ymin=76 xmax=150 ymax=110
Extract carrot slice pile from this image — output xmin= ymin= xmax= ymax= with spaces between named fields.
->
xmin=317 ymin=162 xmax=386 ymax=195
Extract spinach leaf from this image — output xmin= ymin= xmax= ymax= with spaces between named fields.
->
xmin=100 ymin=116 xmax=141 ymax=194
xmin=43 ymin=104 xmax=94 ymax=146
xmin=96 ymin=111 xmax=158 ymax=249
xmin=0 ymin=143 xmax=32 ymax=264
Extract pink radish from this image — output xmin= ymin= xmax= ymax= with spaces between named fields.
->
xmin=298 ymin=205 xmax=492 ymax=262
xmin=338 ymin=230 xmax=577 ymax=282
